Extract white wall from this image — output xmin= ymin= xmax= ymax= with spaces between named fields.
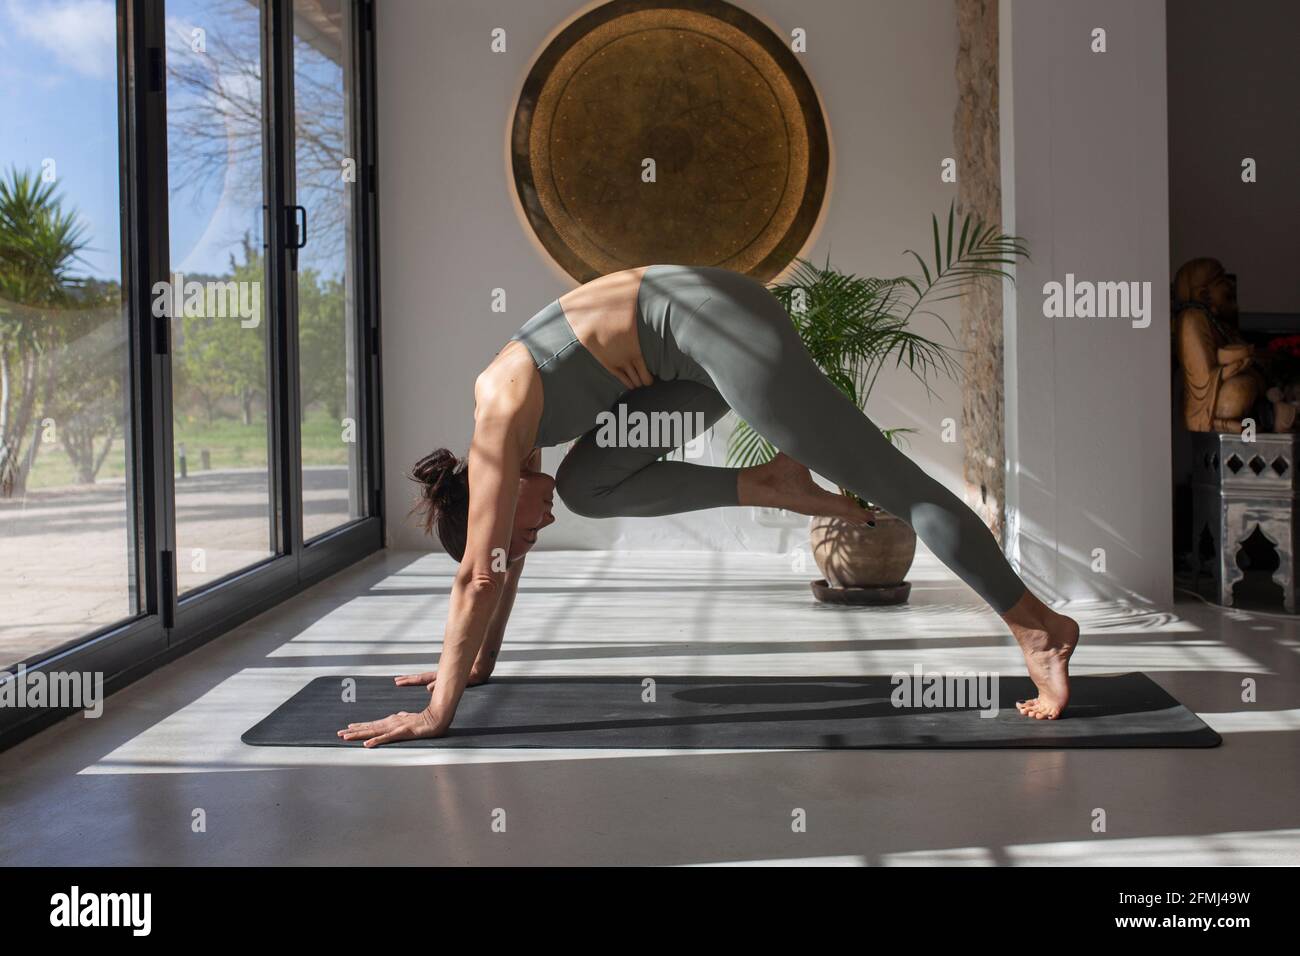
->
xmin=1000 ymin=0 xmax=1173 ymax=605
xmin=376 ymin=0 xmax=970 ymax=553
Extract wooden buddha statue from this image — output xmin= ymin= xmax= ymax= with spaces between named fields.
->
xmin=1173 ymin=257 xmax=1263 ymax=433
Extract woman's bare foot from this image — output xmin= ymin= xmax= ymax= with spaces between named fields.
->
xmin=739 ymin=452 xmax=870 ymax=523
xmin=1001 ymin=591 xmax=1080 ymax=719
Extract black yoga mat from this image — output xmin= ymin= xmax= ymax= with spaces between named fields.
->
xmin=241 ymin=673 xmax=1220 ymax=749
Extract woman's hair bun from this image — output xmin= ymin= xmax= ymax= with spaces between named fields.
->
xmin=409 ymin=448 xmax=468 ymax=536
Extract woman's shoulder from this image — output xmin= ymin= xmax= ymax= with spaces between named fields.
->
xmin=474 ymin=343 xmax=542 ymax=434
xmin=477 ymin=342 xmax=538 ymax=395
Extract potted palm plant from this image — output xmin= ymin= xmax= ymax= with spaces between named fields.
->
xmin=726 ymin=203 xmax=1029 ymax=603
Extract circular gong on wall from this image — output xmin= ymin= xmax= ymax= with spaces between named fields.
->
xmin=511 ymin=0 xmax=829 ymax=283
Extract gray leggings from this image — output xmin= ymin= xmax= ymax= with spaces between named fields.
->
xmin=553 ymin=265 xmax=1028 ymax=614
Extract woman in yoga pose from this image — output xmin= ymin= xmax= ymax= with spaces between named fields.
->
xmin=337 ymin=265 xmax=1080 ymax=746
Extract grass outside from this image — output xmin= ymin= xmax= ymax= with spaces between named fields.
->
xmin=23 ymin=407 xmax=352 ymax=490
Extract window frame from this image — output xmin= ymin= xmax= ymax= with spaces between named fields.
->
xmin=0 ymin=0 xmax=385 ymax=751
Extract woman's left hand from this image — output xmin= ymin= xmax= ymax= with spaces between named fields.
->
xmin=337 ymin=707 xmax=447 ymax=747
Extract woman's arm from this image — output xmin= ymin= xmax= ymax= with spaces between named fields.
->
xmin=392 ymin=537 xmax=523 ymax=690
xmin=338 ymin=394 xmax=531 ymax=747
xmin=448 ymin=444 xmax=540 ymax=686
xmin=397 ymin=449 xmax=538 ymax=690
xmin=472 ymin=554 xmax=525 ymax=681
xmin=424 ymin=408 xmax=524 ymax=723
xmin=470 ymin=446 xmax=540 ymax=678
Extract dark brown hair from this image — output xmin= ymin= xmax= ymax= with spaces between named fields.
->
xmin=409 ymin=448 xmax=469 ymax=561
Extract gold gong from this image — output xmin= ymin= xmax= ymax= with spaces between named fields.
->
xmin=511 ymin=0 xmax=829 ymax=283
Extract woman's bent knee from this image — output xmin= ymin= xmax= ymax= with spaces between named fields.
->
xmin=555 ymin=454 xmax=613 ymax=518
xmin=557 ymin=484 xmax=616 ymax=519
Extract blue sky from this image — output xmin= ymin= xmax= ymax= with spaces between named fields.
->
xmin=1 ymin=0 xmax=345 ymax=283
xmin=0 ymin=0 xmax=124 ymax=279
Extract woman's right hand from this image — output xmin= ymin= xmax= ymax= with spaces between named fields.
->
xmin=394 ymin=671 xmax=439 ymax=691
xmin=337 ymin=707 xmax=449 ymax=747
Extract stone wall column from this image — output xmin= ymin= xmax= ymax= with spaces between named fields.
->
xmin=954 ymin=0 xmax=1005 ymax=542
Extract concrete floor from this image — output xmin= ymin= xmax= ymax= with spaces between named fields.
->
xmin=2 ymin=548 xmax=1298 ymax=866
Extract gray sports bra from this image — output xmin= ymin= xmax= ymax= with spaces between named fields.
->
xmin=510 ymin=298 xmax=629 ymax=449
xmin=510 ymin=265 xmax=720 ymax=448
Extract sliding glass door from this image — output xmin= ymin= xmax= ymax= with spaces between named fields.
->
xmin=0 ymin=2 xmax=136 ymax=666
xmin=165 ymin=0 xmax=275 ymax=592
xmin=0 ymin=0 xmax=383 ymax=750
xmin=291 ymin=0 xmax=364 ymax=542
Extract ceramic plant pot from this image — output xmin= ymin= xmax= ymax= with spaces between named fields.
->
xmin=808 ymin=508 xmax=917 ymax=604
